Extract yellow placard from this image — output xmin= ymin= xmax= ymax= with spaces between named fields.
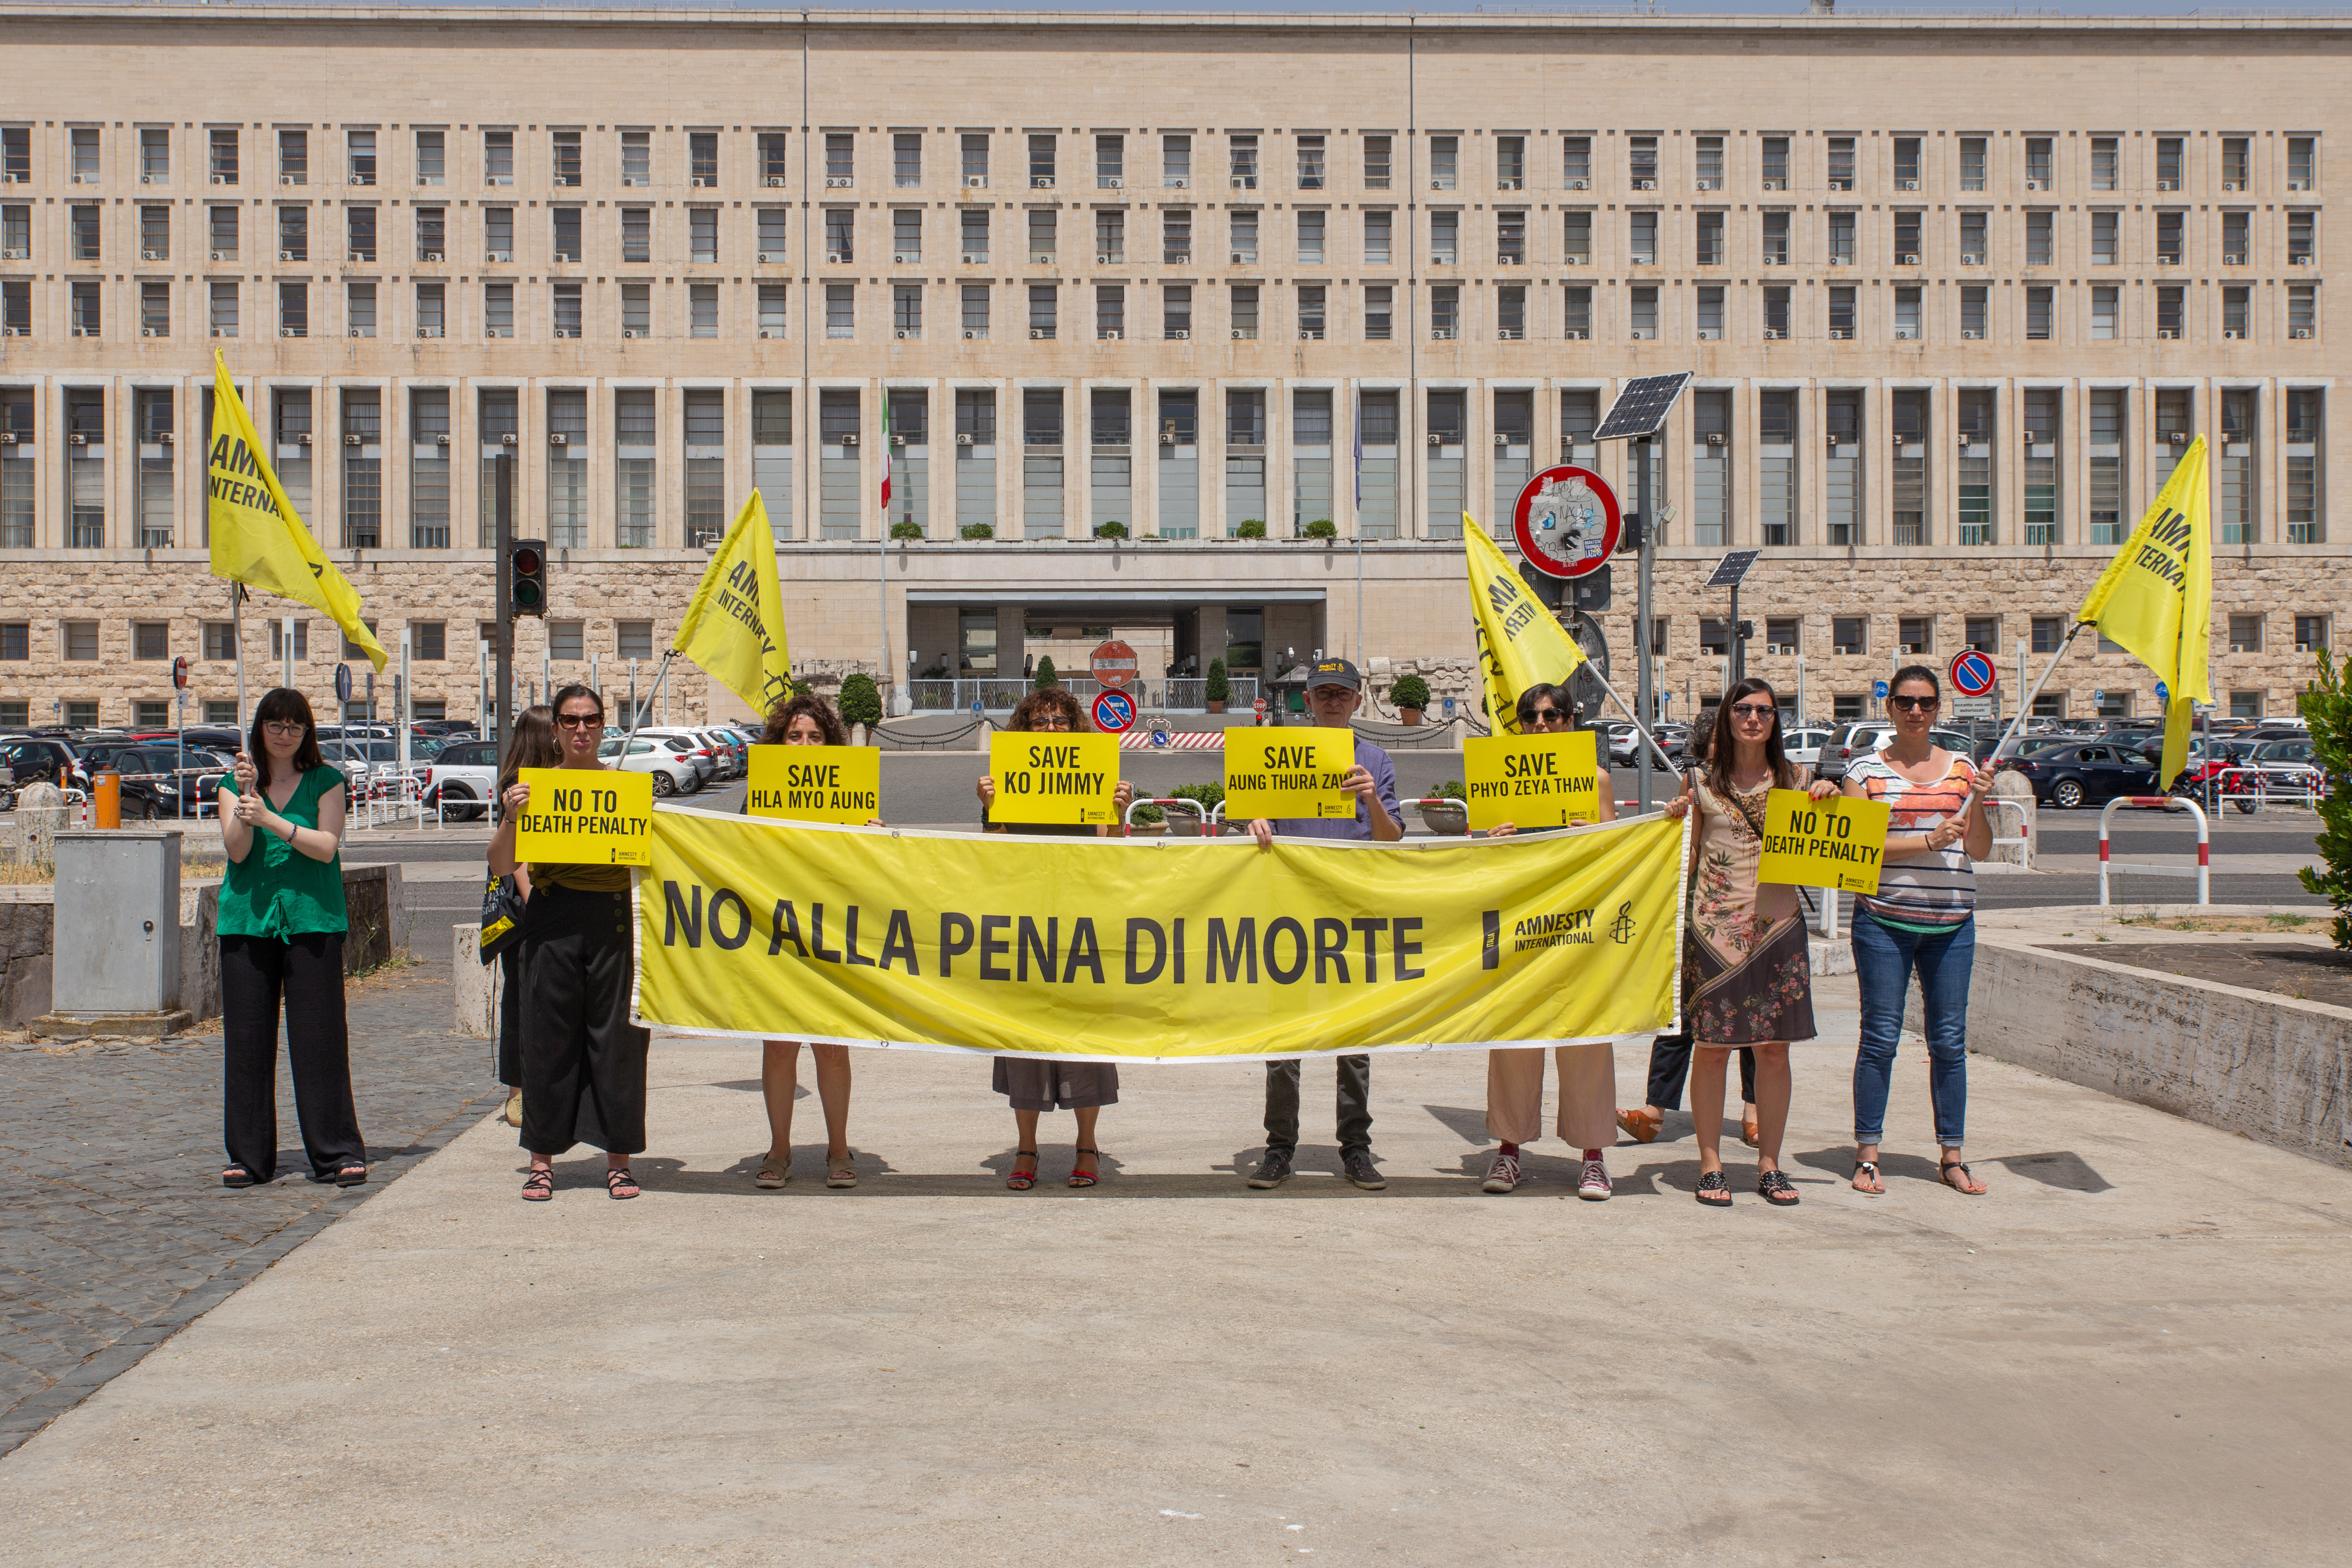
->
xmin=987 ymin=732 xmax=1121 ymax=825
xmin=1755 ymin=788 xmax=1891 ymax=895
xmin=514 ymin=767 xmax=655 ymax=867
xmin=746 ymin=745 xmax=881 ymax=825
xmin=1222 ymin=727 xmax=1358 ymax=822
xmin=1462 ymin=731 xmax=1604 ymax=831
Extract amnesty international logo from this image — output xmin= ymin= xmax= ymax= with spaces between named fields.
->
xmin=1607 ymin=901 xmax=1638 ymax=945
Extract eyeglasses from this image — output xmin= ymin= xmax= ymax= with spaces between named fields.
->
xmin=555 ymin=712 xmax=604 ymax=729
xmin=1729 ymin=703 xmax=1778 ymax=720
xmin=1519 ymin=706 xmax=1568 ymax=728
xmin=1890 ymin=695 xmax=1940 ymax=712
xmin=262 ymin=721 xmax=306 ymax=738
xmin=1030 ymin=716 xmax=1073 ymax=731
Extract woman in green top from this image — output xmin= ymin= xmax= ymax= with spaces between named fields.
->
xmin=492 ymin=684 xmax=650 ymax=1202
xmin=215 ymin=687 xmax=366 ymax=1189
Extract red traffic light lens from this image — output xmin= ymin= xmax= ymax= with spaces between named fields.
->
xmin=512 ymin=547 xmax=543 ymax=576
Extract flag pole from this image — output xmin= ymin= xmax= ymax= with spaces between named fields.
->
xmin=231 ymin=582 xmax=246 ymax=732
xmin=1963 ymin=622 xmax=2085 ymax=806
xmin=622 ymin=649 xmax=675 ymax=751
xmin=1584 ymin=661 xmax=1682 ymax=783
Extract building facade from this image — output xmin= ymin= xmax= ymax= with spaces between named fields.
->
xmin=0 ymin=6 xmax=2343 ymax=731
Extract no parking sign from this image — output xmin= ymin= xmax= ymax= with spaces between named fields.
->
xmin=1091 ymin=688 xmax=1136 ymax=733
xmin=1949 ymin=650 xmax=1997 ymax=698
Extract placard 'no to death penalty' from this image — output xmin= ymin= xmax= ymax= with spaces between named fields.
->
xmin=514 ymin=766 xmax=655 ymax=866
xmin=746 ymin=744 xmax=882 ymax=825
xmin=987 ymin=732 xmax=1121 ymax=825
xmin=1754 ymin=788 xmax=1891 ymax=895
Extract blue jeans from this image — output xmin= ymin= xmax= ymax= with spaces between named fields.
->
xmin=1851 ymin=910 xmax=1974 ymax=1148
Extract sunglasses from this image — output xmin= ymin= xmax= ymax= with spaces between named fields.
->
xmin=1729 ymin=703 xmax=1778 ymax=720
xmin=1519 ymin=706 xmax=1568 ymax=728
xmin=1890 ymin=695 xmax=1940 ymax=712
xmin=556 ymin=712 xmax=604 ymax=729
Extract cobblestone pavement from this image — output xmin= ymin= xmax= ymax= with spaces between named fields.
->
xmin=0 ymin=959 xmax=499 ymax=1457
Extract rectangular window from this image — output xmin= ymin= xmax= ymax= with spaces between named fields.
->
xmin=2090 ymin=209 xmax=2118 ymax=265
xmin=70 ymin=280 xmax=101 ymax=338
xmin=1758 ymin=389 xmax=1797 ymax=546
xmin=1 ymin=279 xmax=27 ymax=340
xmin=2288 ymin=210 xmax=2316 ymax=266
xmin=1897 ymin=617 xmax=1933 ymax=657
xmin=2030 ymin=616 xmax=2065 ymax=655
xmin=2022 ymin=389 xmax=2061 ymax=545
xmin=1826 ymin=135 xmax=1855 ymax=190
xmin=1427 ymin=135 xmax=1456 ymax=191
xmin=750 ymin=207 xmax=787 ymax=263
xmin=2286 ymin=389 xmax=2323 ymax=545
xmin=1494 ymin=284 xmax=1525 ymax=339
xmin=483 ymin=204 xmax=513 ymax=263
xmin=1026 ymin=207 xmax=1054 ymax=263
xmin=415 ymin=204 xmax=444 ymax=261
xmin=1828 ymin=284 xmax=1856 ymax=337
xmin=72 ymin=204 xmax=101 ymax=261
xmin=2091 ymin=137 xmax=2119 ymax=191
xmin=618 ymin=621 xmax=654 ymax=661
xmin=960 ymin=282 xmax=990 ymax=339
xmin=2153 ymin=388 xmax=2194 ymax=493
xmin=1825 ymin=389 xmax=1863 ymax=546
xmin=1959 ymin=210 xmax=1986 ymax=265
xmin=1628 ymin=285 xmax=1657 ymax=340
xmin=1892 ymin=286 xmax=1921 ymax=340
xmin=819 ymin=390 xmax=862 ymax=539
xmin=1225 ymin=390 xmax=1267 ymax=537
xmin=1229 ymin=207 xmax=1259 ymax=265
xmin=409 ymin=388 xmax=449 ymax=548
xmin=1628 ymin=134 xmax=1657 ymax=190
xmin=1493 ymin=207 xmax=1527 ymax=266
xmin=683 ymin=389 xmax=724 ymax=546
xmin=1028 ymin=133 xmax=1057 ymax=188
xmin=621 ymin=130 xmax=651 ymax=186
xmin=483 ymin=129 xmax=513 ymax=185
xmin=482 ymin=280 xmax=512 ymax=339
xmin=207 ymin=203 xmax=239 ymax=261
xmin=1891 ymin=389 xmax=1928 ymax=547
xmin=2026 ymin=135 xmax=2055 ymax=190
xmin=1694 ymin=285 xmax=1724 ymax=340
xmin=1957 ymin=388 xmax=1995 ymax=546
xmin=621 ymin=206 xmax=650 ymax=263
xmin=2223 ymin=285 xmax=2250 ymax=338
xmin=1562 ymin=134 xmax=1591 ymax=189
xmin=1690 ymin=389 xmax=1730 ymax=547
xmin=2156 ymin=209 xmax=2184 ymax=265
xmin=1093 ymin=284 xmax=1122 ymax=339
xmin=0 ymin=390 xmax=32 ymax=546
xmin=1827 ymin=209 xmax=1854 ymax=265
xmin=1427 ymin=209 xmax=1460 ymax=266
xmin=415 ymin=280 xmax=445 ymax=338
xmin=1693 ymin=209 xmax=1722 ymax=266
xmin=1364 ymin=209 xmax=1392 ymax=265
xmin=1095 ymin=134 xmax=1122 ymax=190
xmin=2222 ymin=209 xmax=2250 ymax=266
xmin=691 ymin=130 xmax=718 ymax=187
xmin=1564 ymin=284 xmax=1591 ymax=339
xmin=1892 ymin=135 xmax=1922 ymax=190
xmin=1092 ymin=207 xmax=1121 ymax=265
xmin=616 ymin=389 xmax=657 ymax=547
xmin=1361 ymin=284 xmax=1392 ymax=341
xmin=2089 ymin=387 xmax=2127 ymax=546
xmin=760 ymin=131 xmax=789 ymax=187
xmin=1758 ymin=135 xmax=1788 ymax=188
xmin=63 ymin=622 xmax=101 ymax=661
xmin=140 ymin=204 xmax=170 ymax=261
xmin=2089 ymin=286 xmax=2118 ymax=341
xmin=1892 ymin=209 xmax=1922 ymax=265
xmin=690 ymin=207 xmax=718 ymax=263
xmin=140 ymin=280 xmax=171 ymax=339
xmin=1229 ymin=283 xmax=1259 ymax=340
xmin=2219 ymin=390 xmax=2257 ymax=544
xmin=689 ymin=281 xmax=718 ymax=338
xmin=1295 ymin=208 xmax=1326 ymax=267
xmin=346 ymin=128 xmax=376 ymax=187
xmin=1158 ymin=207 xmax=1189 ymax=265
xmin=1021 ymin=389 xmax=1064 ymax=539
xmin=415 ymin=128 xmax=444 ymax=186
xmin=341 ymin=390 xmax=380 ymax=548
xmin=1026 ymin=283 xmax=1057 ymax=340
xmin=1163 ymin=134 xmax=1191 ymax=188
xmin=2025 ymin=286 xmax=2053 ymax=340
xmin=138 ymin=127 xmax=171 ymax=183
xmin=547 ymin=388 xmax=587 ymax=548
xmin=547 ymin=621 xmax=584 ymax=661
xmin=1361 ymin=133 xmax=1389 ymax=190
xmin=2156 ymin=285 xmax=2184 ymax=337
xmin=135 ymin=389 xmax=173 ymax=547
xmin=472 ymin=389 xmax=519 ymax=548
xmin=753 ymin=389 xmax=793 ymax=541
xmin=1761 ymin=209 xmax=1789 ymax=266
xmin=826 ymin=281 xmax=855 ymax=339
xmin=1356 ymin=390 xmax=1399 ymax=540
xmin=1831 ymin=617 xmax=1868 ymax=657
xmin=346 ymin=204 xmax=376 ymax=263
xmin=1628 ymin=209 xmax=1656 ymax=266
xmin=1428 ymin=285 xmax=1457 ymax=339
xmin=1563 ymin=209 xmax=1591 ymax=265
xmin=1693 ymin=134 xmax=1724 ymax=191
xmin=2296 ymin=615 xmax=2330 ymax=653
xmin=895 ymin=282 xmax=924 ymax=338
xmin=549 ymin=280 xmax=579 ymax=338
xmin=1491 ymin=134 xmax=1519 ymax=190
xmin=955 ymin=389 xmax=996 ymax=537
xmin=1163 ymin=283 xmax=1192 ymax=338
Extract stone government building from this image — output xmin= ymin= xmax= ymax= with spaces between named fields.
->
xmin=0 ymin=4 xmax=2342 ymax=732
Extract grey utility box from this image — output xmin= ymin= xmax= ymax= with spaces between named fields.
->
xmin=48 ymin=830 xmax=185 ymax=1022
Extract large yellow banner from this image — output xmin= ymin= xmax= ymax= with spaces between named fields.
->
xmin=633 ymin=807 xmax=1688 ymax=1060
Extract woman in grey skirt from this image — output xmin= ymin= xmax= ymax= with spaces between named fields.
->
xmin=974 ymin=686 xmax=1133 ymax=1189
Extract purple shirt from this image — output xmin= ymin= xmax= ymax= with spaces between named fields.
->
xmin=1271 ymin=738 xmax=1400 ymax=842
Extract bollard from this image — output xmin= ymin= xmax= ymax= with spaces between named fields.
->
xmin=93 ymin=771 xmax=121 ymax=829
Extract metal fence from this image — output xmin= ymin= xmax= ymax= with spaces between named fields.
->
xmin=902 ymin=677 xmax=1259 ymax=714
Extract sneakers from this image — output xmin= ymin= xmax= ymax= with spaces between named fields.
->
xmin=1341 ymin=1148 xmax=1387 ymax=1190
xmin=1481 ymin=1150 xmax=1524 ymax=1194
xmin=1578 ymin=1158 xmax=1613 ymax=1201
xmin=1247 ymin=1150 xmax=1293 ymax=1189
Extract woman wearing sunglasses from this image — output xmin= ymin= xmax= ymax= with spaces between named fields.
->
xmin=1840 ymin=666 xmax=1992 ymax=1197
xmin=215 ymin=688 xmax=366 ymax=1189
xmin=1480 ymin=683 xmax=1618 ymax=1199
xmin=493 ymin=685 xmax=651 ymax=1203
xmin=1662 ymin=679 xmax=1839 ymax=1208
xmin=975 ymin=686 xmax=1135 ymax=1190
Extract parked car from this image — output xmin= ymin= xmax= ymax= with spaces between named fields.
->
xmin=691 ymin=727 xmax=746 ymax=780
xmin=422 ymin=737 xmax=502 ymax=821
xmin=2003 ymin=741 xmax=2160 ymax=809
xmin=103 ymin=746 xmax=233 ymax=820
xmin=0 ymin=735 xmax=93 ymax=796
xmin=631 ymin=728 xmax=717 ymax=786
xmin=1782 ymin=727 xmax=1832 ymax=769
xmin=598 ymin=735 xmax=700 ymax=796
xmin=2245 ymin=738 xmax=2326 ymax=802
xmin=1975 ymin=732 xmax=2083 ymax=769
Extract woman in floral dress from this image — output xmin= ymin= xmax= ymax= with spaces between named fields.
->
xmin=1663 ymin=678 xmax=1840 ymax=1209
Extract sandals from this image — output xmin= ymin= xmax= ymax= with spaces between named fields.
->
xmin=1740 ymin=1110 xmax=1762 ymax=1150
xmin=1616 ymin=1107 xmax=1662 ymax=1145
xmin=753 ymin=1156 xmax=792 ymax=1189
xmin=1758 ymin=1170 xmax=1800 ymax=1207
xmin=605 ymin=1166 xmax=641 ymax=1201
xmin=1006 ymin=1150 xmax=1040 ymax=1191
xmin=1068 ymin=1147 xmax=1102 ymax=1190
xmin=1695 ymin=1170 xmax=1732 ymax=1208
xmin=331 ymin=1163 xmax=368 ymax=1187
xmin=520 ymin=1168 xmax=554 ymax=1202
xmin=221 ymin=1165 xmax=257 ymax=1189
xmin=826 ymin=1155 xmax=858 ymax=1189
xmin=1939 ymin=1156 xmax=1987 ymax=1196
xmin=1851 ymin=1160 xmax=1884 ymax=1196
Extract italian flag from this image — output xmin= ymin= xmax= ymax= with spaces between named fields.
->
xmin=878 ymin=398 xmax=892 ymax=511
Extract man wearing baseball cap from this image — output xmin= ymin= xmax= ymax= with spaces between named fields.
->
xmin=1242 ymin=656 xmax=1403 ymax=1192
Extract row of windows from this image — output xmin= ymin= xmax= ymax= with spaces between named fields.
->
xmin=2 ymin=615 xmax=659 ymax=664
xmin=5 ymin=125 xmax=2320 ymax=199
xmin=7 ymin=200 xmax=2321 ymax=274
xmin=1643 ymin=611 xmax=2336 ymax=661
xmin=4 ymin=274 xmax=2321 ymax=346
xmin=0 ymin=382 xmax=2322 ymax=551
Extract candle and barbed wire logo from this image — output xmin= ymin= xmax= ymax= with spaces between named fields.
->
xmin=1608 ymin=902 xmax=1638 ymax=945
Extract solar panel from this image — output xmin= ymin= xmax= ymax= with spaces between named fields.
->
xmin=1594 ymin=372 xmax=1693 ymax=441
xmin=1705 ymin=549 xmax=1761 ymax=589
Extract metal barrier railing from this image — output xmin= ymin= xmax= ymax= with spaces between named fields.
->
xmin=1982 ymin=796 xmax=2031 ymax=864
xmin=2098 ymin=795 xmax=2209 ymax=907
xmin=1122 ymin=796 xmax=1208 ymax=836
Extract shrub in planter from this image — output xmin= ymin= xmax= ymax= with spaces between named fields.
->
xmin=1204 ymin=657 xmax=1230 ymax=710
xmin=959 ymin=522 xmax=995 ymax=541
xmin=1034 ymin=656 xmax=1059 ymax=690
xmin=1419 ymin=779 xmax=1470 ymax=836
xmin=889 ymin=519 xmax=924 ymax=540
xmin=1170 ymin=780 xmax=1226 ymax=835
xmin=838 ymin=673 xmax=883 ymax=729
xmin=1389 ymin=673 xmax=1432 ymax=721
xmin=1095 ymin=519 xmax=1129 ymax=540
xmin=1303 ymin=517 xmax=1339 ymax=540
xmin=1234 ymin=517 xmax=1267 ymax=539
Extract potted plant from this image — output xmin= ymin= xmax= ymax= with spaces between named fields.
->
xmin=1129 ymin=800 xmax=1167 ymax=836
xmin=1418 ymin=780 xmax=1470 ymax=836
xmin=1303 ymin=518 xmax=1338 ymax=540
xmin=1204 ymin=657 xmax=1230 ymax=714
xmin=1234 ymin=517 xmax=1267 ymax=540
xmin=1169 ymin=780 xmax=1226 ymax=836
xmin=1095 ymin=519 xmax=1129 ymax=540
xmin=890 ymin=519 xmax=923 ymax=541
xmin=960 ymin=522 xmax=994 ymax=541
xmin=1390 ymin=672 xmax=1431 ymax=726
xmin=1034 ymin=655 xmax=1059 ymax=690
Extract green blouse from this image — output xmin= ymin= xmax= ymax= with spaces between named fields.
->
xmin=218 ymin=766 xmax=349 ymax=939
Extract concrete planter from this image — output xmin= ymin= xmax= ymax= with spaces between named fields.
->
xmin=1418 ymin=802 xmax=1470 ymax=836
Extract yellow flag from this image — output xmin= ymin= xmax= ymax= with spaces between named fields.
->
xmin=1464 ymin=513 xmax=1585 ymax=734
xmin=671 ymin=489 xmax=795 ymax=717
xmin=2076 ymin=435 xmax=2212 ymax=786
xmin=206 ymin=351 xmax=388 ymax=671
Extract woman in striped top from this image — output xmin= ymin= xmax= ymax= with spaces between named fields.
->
xmin=1840 ymin=666 xmax=1993 ymax=1197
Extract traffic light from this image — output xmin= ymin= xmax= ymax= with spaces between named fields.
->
xmin=509 ymin=537 xmax=548 ymax=618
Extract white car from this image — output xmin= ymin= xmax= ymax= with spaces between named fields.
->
xmin=599 ymin=735 xmax=700 ymax=796
xmin=421 ymin=737 xmax=502 ymax=821
xmin=1783 ymin=728 xmax=1832 ymax=769
xmin=629 ymin=727 xmax=719 ymax=785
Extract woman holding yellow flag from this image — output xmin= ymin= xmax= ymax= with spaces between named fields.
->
xmin=1662 ymin=679 xmax=1839 ymax=1209
xmin=493 ymin=685 xmax=651 ymax=1203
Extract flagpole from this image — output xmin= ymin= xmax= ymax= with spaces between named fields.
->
xmin=622 ymin=650 xmax=675 ymax=751
xmin=1583 ymin=661 xmax=1681 ymax=783
xmin=231 ymin=582 xmax=246 ymax=731
xmin=1964 ymin=622 xmax=2085 ymax=807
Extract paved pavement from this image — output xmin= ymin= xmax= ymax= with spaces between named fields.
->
xmin=0 ymin=955 xmax=500 ymax=1458
xmin=0 ymin=966 xmax=2346 ymax=1564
